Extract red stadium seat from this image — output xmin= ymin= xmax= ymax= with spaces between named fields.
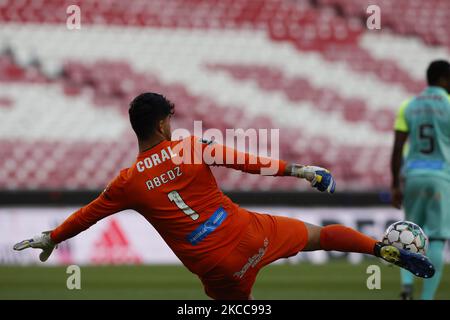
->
xmin=0 ymin=0 xmax=445 ymax=191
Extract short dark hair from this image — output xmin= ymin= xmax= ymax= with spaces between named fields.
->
xmin=129 ymin=92 xmax=174 ymax=140
xmin=427 ymin=60 xmax=450 ymax=85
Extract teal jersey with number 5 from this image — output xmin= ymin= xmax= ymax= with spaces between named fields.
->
xmin=394 ymin=87 xmax=450 ymax=180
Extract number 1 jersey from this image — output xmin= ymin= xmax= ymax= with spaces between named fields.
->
xmin=50 ymin=136 xmax=287 ymax=275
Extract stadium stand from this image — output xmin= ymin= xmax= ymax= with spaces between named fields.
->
xmin=0 ymin=0 xmax=449 ymax=191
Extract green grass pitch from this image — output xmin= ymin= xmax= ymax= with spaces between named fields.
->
xmin=1 ymin=261 xmax=449 ymax=299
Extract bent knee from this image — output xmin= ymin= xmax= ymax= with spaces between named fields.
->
xmin=303 ymin=223 xmax=323 ymax=251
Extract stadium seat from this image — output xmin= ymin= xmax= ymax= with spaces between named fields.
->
xmin=0 ymin=0 xmax=445 ymax=190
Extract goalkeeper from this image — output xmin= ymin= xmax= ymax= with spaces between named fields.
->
xmin=15 ymin=93 xmax=434 ymax=299
xmin=391 ymin=60 xmax=450 ymax=300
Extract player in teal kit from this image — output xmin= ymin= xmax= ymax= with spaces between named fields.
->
xmin=391 ymin=60 xmax=450 ymax=300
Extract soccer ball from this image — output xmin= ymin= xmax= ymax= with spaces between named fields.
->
xmin=382 ymin=221 xmax=428 ymax=255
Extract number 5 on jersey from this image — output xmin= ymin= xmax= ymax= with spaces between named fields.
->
xmin=168 ymin=191 xmax=199 ymax=220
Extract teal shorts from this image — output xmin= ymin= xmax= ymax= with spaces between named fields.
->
xmin=403 ymin=175 xmax=450 ymax=240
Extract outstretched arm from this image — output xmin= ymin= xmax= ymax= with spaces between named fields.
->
xmin=192 ymin=138 xmax=335 ymax=193
xmin=13 ymin=171 xmax=129 ymax=261
xmin=50 ymin=190 xmax=127 ymax=243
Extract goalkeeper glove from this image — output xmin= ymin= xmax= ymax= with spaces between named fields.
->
xmin=13 ymin=231 xmax=57 ymax=262
xmin=291 ymin=165 xmax=336 ymax=194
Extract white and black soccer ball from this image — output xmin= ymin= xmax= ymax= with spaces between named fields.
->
xmin=382 ymin=221 xmax=429 ymax=255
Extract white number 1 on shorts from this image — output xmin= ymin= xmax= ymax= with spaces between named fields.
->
xmin=168 ymin=190 xmax=199 ymax=220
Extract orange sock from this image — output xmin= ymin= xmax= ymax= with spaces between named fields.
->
xmin=320 ymin=224 xmax=377 ymax=255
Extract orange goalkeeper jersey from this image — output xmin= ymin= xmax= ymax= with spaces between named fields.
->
xmin=51 ymin=136 xmax=287 ymax=275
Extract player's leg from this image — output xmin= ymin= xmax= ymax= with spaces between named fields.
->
xmin=400 ymin=176 xmax=427 ymax=299
xmin=421 ymin=240 xmax=445 ymax=300
xmin=420 ymin=178 xmax=450 ymax=300
xmin=300 ymin=221 xmax=434 ymax=279
xmin=399 ymin=268 xmax=415 ymax=300
xmin=302 ymin=222 xmax=377 ymax=254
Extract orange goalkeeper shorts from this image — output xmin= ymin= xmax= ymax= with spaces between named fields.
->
xmin=199 ymin=211 xmax=308 ymax=300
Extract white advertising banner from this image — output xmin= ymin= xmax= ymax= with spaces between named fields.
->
xmin=1 ymin=206 xmax=449 ymax=265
